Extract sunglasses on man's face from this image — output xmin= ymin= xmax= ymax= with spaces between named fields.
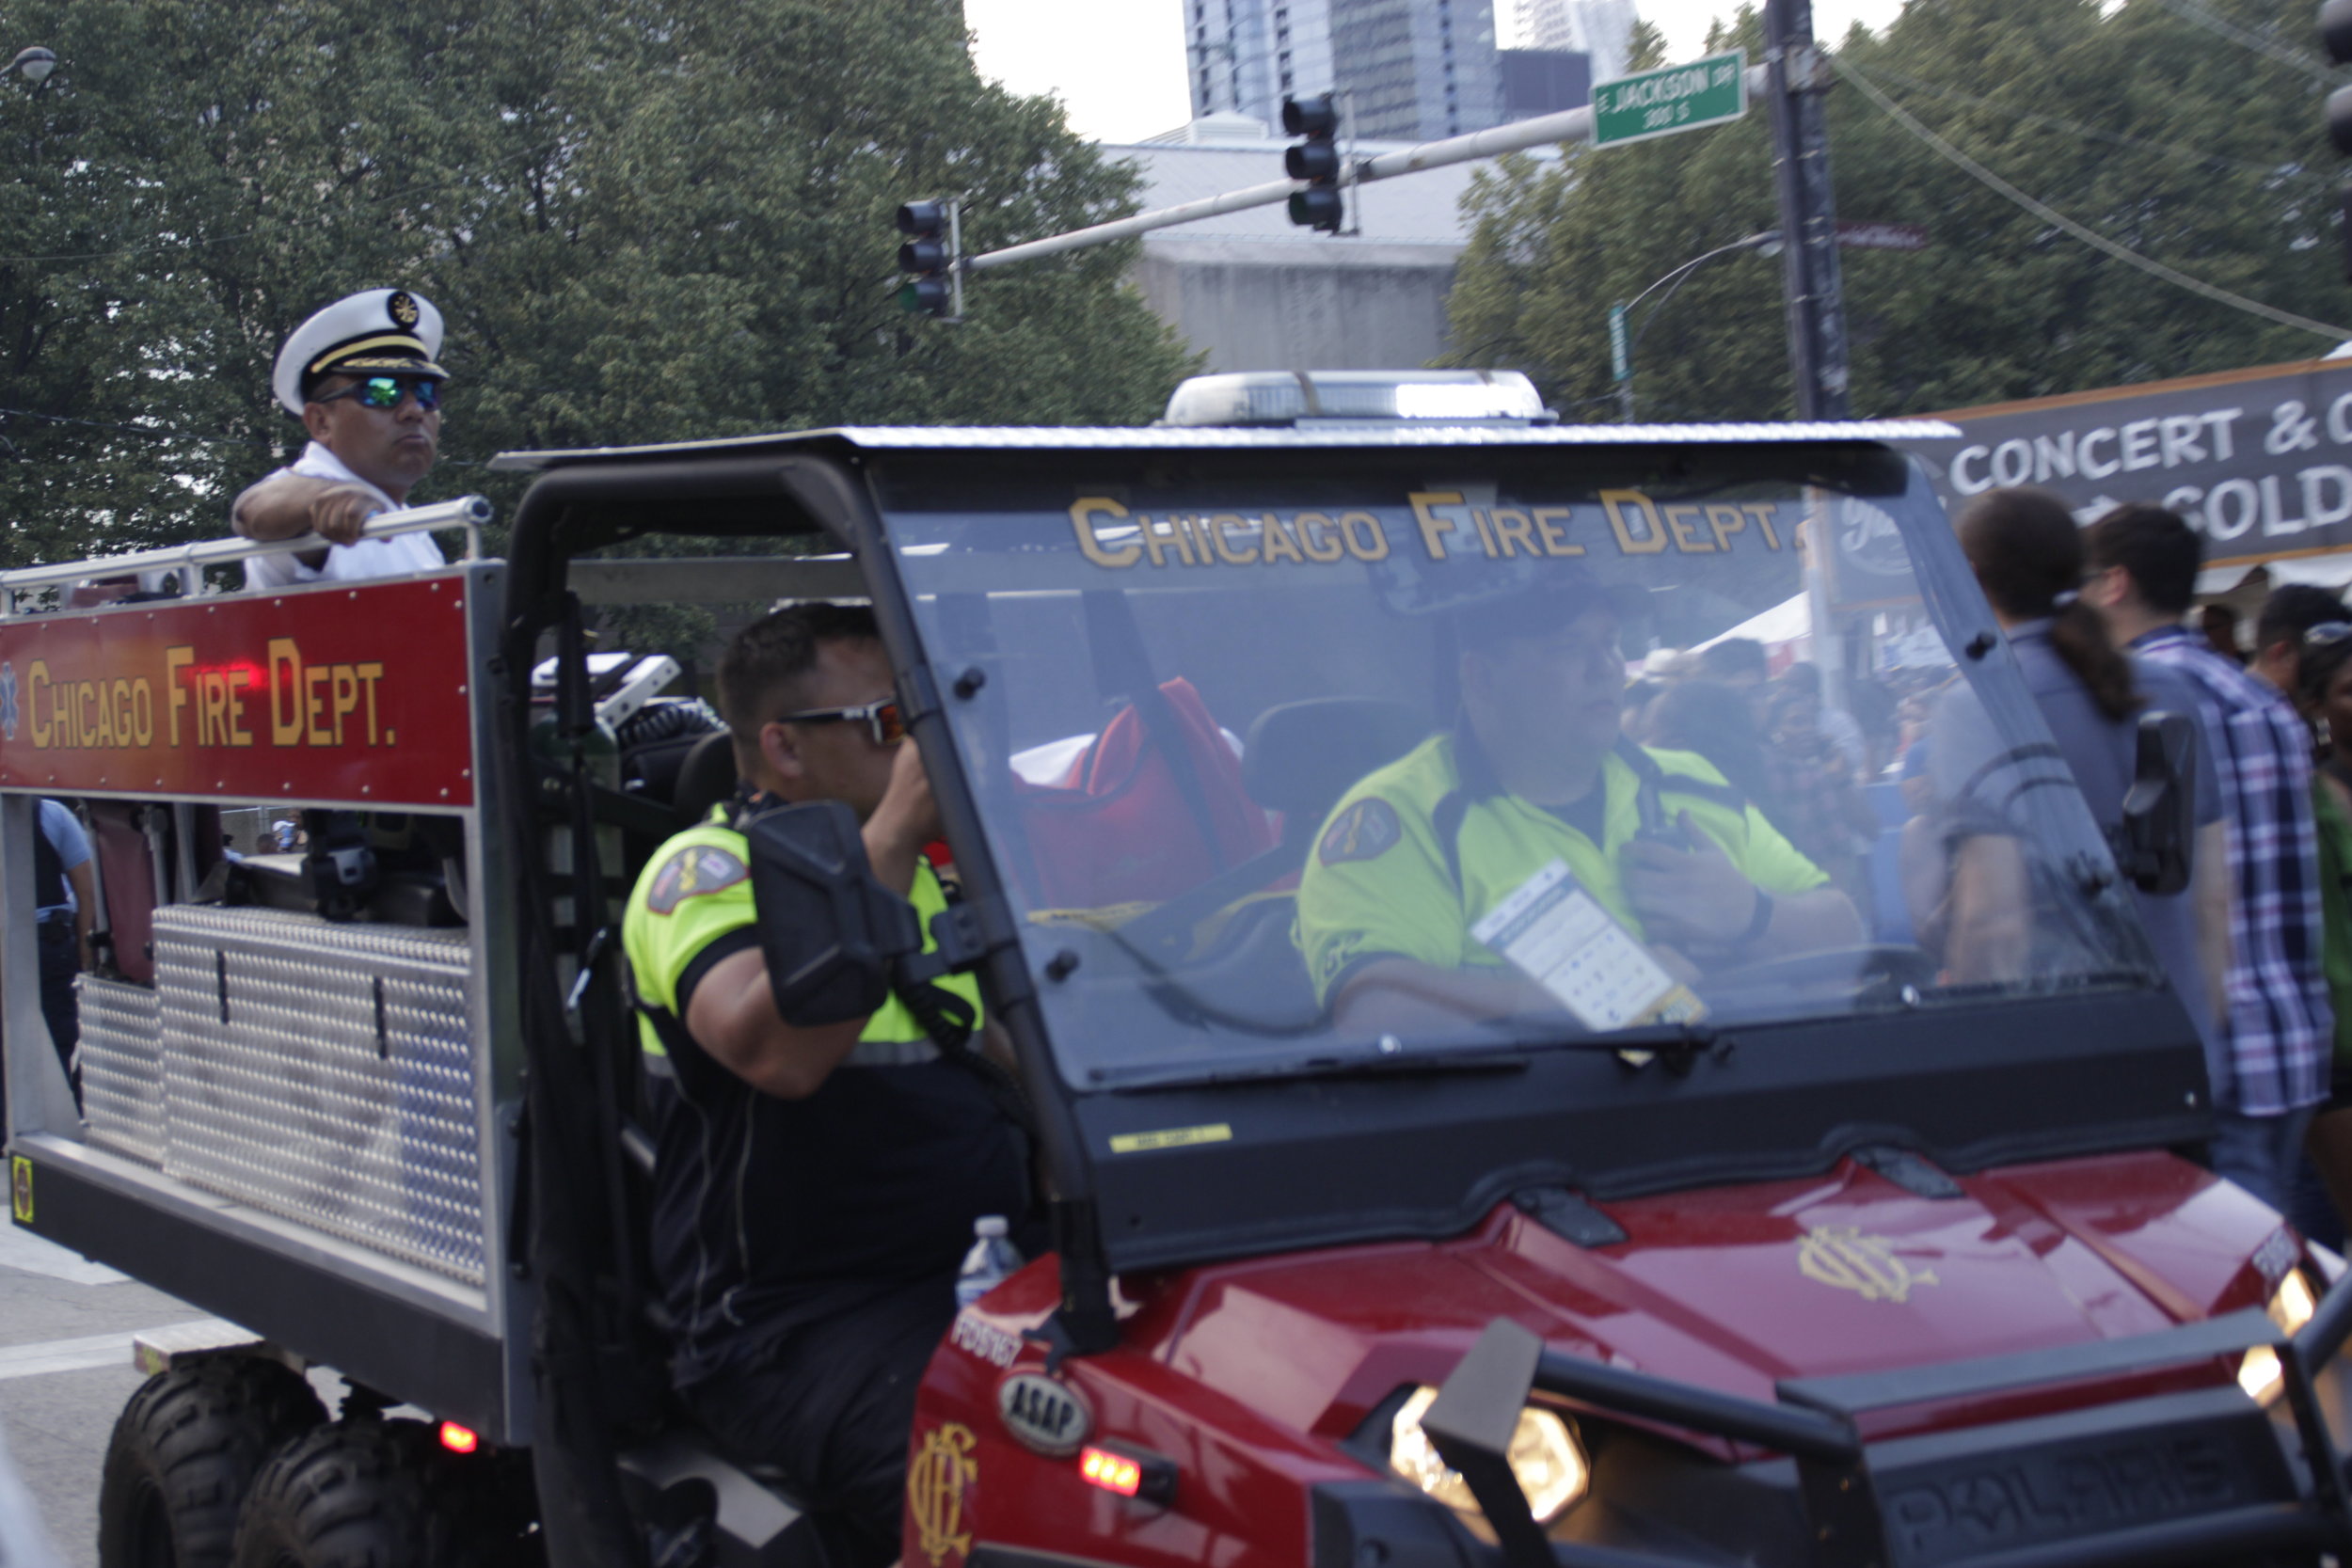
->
xmin=317 ymin=375 xmax=441 ymax=412
xmin=2308 ymin=621 xmax=2352 ymax=650
xmin=775 ymin=696 xmax=906 ymax=747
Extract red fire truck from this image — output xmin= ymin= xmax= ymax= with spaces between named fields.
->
xmin=5 ymin=405 xmax=2349 ymax=1567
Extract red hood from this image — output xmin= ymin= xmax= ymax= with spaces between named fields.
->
xmin=1150 ymin=1151 xmax=2296 ymax=1449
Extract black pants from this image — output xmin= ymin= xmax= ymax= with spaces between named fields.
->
xmin=36 ymin=921 xmax=78 ymax=1102
xmin=682 ymin=1279 xmax=956 ymax=1568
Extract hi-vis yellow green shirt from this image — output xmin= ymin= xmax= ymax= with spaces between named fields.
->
xmin=623 ymin=807 xmax=980 ymax=1061
xmin=1293 ymin=732 xmax=1829 ymax=1006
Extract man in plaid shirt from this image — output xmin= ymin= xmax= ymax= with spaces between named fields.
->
xmin=2086 ymin=504 xmax=2329 ymax=1214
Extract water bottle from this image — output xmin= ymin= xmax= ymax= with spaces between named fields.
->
xmin=954 ymin=1215 xmax=1023 ymax=1308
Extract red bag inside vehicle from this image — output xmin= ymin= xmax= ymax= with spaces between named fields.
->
xmin=1017 ymin=676 xmax=1275 ymax=911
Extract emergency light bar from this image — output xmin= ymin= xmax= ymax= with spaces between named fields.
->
xmin=1159 ymin=371 xmax=1552 ymax=429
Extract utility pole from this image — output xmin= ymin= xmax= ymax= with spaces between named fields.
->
xmin=1762 ymin=0 xmax=1850 ymax=420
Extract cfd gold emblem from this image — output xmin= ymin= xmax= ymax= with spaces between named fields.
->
xmin=1798 ymin=1226 xmax=1939 ymax=1304
xmin=907 ymin=1422 xmax=977 ymax=1566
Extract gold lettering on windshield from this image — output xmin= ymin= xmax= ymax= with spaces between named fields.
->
xmin=1743 ymin=502 xmax=1783 ymax=548
xmin=1203 ymin=513 xmax=1257 ymax=564
xmin=1069 ymin=497 xmax=1140 ymax=569
xmin=1797 ymin=1226 xmax=1940 ymax=1305
xmin=1296 ymin=511 xmax=1345 ymax=562
xmin=1261 ymin=514 xmax=1306 ymax=563
xmin=1138 ymin=513 xmax=1195 ymax=568
xmin=1663 ymin=504 xmax=1713 ymax=553
xmin=1409 ymin=491 xmax=1465 ymax=559
xmin=1601 ymin=490 xmax=1668 ymax=555
xmin=1339 ymin=511 xmax=1389 ymax=562
xmin=1534 ymin=507 xmax=1582 ymax=556
xmin=1489 ymin=507 xmax=1537 ymax=558
xmin=1705 ymin=504 xmax=1748 ymax=551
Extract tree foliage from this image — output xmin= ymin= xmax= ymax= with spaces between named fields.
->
xmin=1443 ymin=0 xmax=2348 ymax=423
xmin=0 ymin=0 xmax=1194 ymax=567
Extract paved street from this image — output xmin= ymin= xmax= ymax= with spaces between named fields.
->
xmin=0 ymin=1224 xmax=203 ymax=1566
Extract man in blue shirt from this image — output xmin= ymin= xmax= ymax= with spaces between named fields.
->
xmin=31 ymin=800 xmax=93 ymax=1101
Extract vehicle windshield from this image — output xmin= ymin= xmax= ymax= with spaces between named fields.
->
xmin=881 ymin=444 xmax=2159 ymax=1091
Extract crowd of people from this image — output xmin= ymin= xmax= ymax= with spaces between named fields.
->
xmin=1633 ymin=487 xmax=2352 ymax=1243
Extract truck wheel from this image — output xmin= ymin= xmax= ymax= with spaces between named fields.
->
xmin=100 ymin=1356 xmax=327 ymax=1568
xmin=230 ymin=1420 xmax=518 ymax=1568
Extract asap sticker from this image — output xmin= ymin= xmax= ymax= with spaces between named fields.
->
xmin=996 ymin=1370 xmax=1093 ymax=1457
xmin=1318 ymin=798 xmax=1401 ymax=865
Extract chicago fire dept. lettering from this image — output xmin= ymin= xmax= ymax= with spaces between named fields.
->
xmin=1071 ymin=491 xmax=1786 ymax=571
xmin=20 ymin=639 xmax=391 ymax=754
xmin=25 ymin=662 xmax=155 ymax=752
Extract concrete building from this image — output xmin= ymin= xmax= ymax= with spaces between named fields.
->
xmin=1521 ymin=0 xmax=1636 ymax=85
xmin=1117 ymin=116 xmax=1494 ymax=373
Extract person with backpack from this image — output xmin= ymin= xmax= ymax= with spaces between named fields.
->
xmin=1932 ymin=489 xmax=2225 ymax=1030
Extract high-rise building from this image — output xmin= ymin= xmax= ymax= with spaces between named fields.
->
xmin=1327 ymin=0 xmax=1502 ymax=141
xmin=1184 ymin=0 xmax=1337 ymax=133
xmin=1182 ymin=0 xmax=1513 ymax=144
xmin=1521 ymin=0 xmax=1636 ymax=85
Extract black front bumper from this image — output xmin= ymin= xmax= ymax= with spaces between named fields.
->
xmin=1315 ymin=1277 xmax=2352 ymax=1568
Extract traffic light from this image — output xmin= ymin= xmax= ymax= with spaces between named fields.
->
xmin=2324 ymin=0 xmax=2352 ymax=278
xmin=896 ymin=198 xmax=959 ymax=319
xmin=1281 ymin=94 xmax=1343 ymax=233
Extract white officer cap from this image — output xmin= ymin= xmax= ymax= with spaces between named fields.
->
xmin=272 ymin=289 xmax=448 ymax=416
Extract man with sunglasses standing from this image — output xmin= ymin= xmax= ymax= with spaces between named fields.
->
xmin=230 ymin=288 xmax=451 ymax=589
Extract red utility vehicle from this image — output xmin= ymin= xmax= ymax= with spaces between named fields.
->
xmin=3 ymin=411 xmax=2345 ymax=1568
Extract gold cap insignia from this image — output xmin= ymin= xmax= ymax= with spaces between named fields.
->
xmin=908 ymin=1422 xmax=978 ymax=1565
xmin=386 ymin=291 xmax=420 ymax=328
xmin=1798 ymin=1225 xmax=1939 ymax=1304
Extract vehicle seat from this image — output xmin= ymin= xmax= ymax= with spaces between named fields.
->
xmin=672 ymin=731 xmax=739 ymax=831
xmin=1244 ymin=697 xmax=1425 ymax=841
xmin=1118 ymin=697 xmax=1422 ymax=966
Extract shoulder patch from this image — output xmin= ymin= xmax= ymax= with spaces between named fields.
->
xmin=1318 ymin=798 xmax=1402 ymax=866
xmin=645 ymin=843 xmax=749 ymax=914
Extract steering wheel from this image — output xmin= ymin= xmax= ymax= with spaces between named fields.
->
xmin=1699 ymin=943 xmax=1938 ymax=1011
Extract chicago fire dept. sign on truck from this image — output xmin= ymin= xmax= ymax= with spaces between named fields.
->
xmin=0 ymin=573 xmax=476 ymax=805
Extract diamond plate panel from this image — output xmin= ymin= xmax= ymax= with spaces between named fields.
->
xmin=79 ymin=976 xmax=163 ymax=1167
xmin=152 ymin=907 xmax=482 ymax=1285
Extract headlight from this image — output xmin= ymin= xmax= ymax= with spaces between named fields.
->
xmin=1388 ymin=1385 xmax=1589 ymax=1525
xmin=2237 ymin=1269 xmax=2319 ymax=1404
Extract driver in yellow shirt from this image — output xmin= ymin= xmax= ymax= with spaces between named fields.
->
xmin=1295 ymin=586 xmax=1861 ymax=1033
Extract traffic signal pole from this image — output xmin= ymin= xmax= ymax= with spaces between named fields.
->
xmin=1763 ymin=0 xmax=1851 ymax=420
xmin=961 ymin=68 xmax=1770 ymax=276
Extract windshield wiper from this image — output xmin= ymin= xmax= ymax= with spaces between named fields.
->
xmin=1093 ymin=1019 xmax=1725 ymax=1091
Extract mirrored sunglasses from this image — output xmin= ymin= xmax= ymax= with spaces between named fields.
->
xmin=318 ymin=375 xmax=441 ymax=411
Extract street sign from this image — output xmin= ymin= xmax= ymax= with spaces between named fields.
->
xmin=1836 ymin=221 xmax=1929 ymax=252
xmin=1592 ymin=52 xmax=1745 ymax=149
xmin=1609 ymin=303 xmax=1630 ymax=383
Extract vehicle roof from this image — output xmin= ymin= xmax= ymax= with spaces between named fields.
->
xmin=486 ymin=419 xmax=1963 ymax=471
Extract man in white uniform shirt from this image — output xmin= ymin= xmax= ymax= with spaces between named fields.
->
xmin=230 ymin=288 xmax=452 ymax=590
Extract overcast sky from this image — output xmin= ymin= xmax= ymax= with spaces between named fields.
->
xmin=965 ymin=0 xmax=1910 ymax=145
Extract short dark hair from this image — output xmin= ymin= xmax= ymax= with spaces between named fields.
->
xmin=716 ymin=601 xmax=881 ymax=750
xmin=2083 ymin=503 xmax=2201 ymax=616
xmin=2256 ymin=584 xmax=2347 ymax=657
xmin=1697 ymin=638 xmax=1768 ymax=682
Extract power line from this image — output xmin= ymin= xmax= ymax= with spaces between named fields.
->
xmin=2152 ymin=0 xmax=2342 ymax=88
xmin=1834 ymin=55 xmax=2352 ymax=343
xmin=1858 ymin=62 xmax=2310 ymax=180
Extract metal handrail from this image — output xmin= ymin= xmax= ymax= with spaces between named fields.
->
xmin=0 ymin=495 xmax=493 ymax=611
